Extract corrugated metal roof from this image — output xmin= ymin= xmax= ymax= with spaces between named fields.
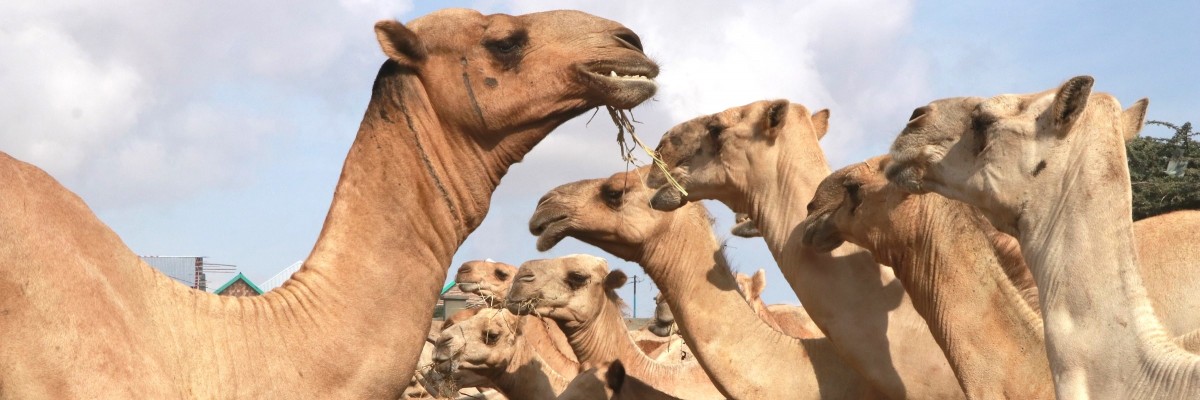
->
xmin=259 ymin=260 xmax=304 ymax=292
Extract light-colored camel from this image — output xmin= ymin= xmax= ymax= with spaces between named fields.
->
xmin=429 ymin=308 xmax=578 ymax=399
xmin=531 ymin=168 xmax=878 ymax=399
xmin=453 ymin=259 xmax=578 ymax=363
xmin=731 ymin=212 xmax=762 ymax=237
xmin=884 ymin=76 xmax=1200 ymax=397
xmin=736 ymin=270 xmax=825 ymax=339
xmin=646 ymin=100 xmax=962 ymax=398
xmin=557 ymin=360 xmax=682 ymax=400
xmin=0 ymin=9 xmax=658 ymax=397
xmin=455 ymin=259 xmax=518 ymax=307
xmin=800 ymin=155 xmax=1052 ymax=398
xmin=507 ymin=256 xmax=726 ymax=399
xmin=800 ymin=155 xmax=1200 ymax=391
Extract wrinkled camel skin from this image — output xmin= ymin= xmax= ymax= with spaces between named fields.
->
xmin=0 ymin=9 xmax=657 ymax=398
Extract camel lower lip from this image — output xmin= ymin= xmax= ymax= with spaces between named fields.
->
xmin=577 ymin=59 xmax=659 ymax=109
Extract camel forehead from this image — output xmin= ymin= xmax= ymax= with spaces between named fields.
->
xmin=409 ymin=9 xmax=624 ymax=43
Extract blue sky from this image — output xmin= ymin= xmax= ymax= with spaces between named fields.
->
xmin=1 ymin=0 xmax=1195 ymax=317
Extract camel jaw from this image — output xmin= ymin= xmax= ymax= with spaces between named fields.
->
xmin=578 ymin=60 xmax=659 ymax=109
xmin=530 ymin=208 xmax=571 ymax=252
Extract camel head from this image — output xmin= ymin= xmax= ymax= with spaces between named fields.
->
xmin=799 ymin=155 xmax=909 ymax=253
xmin=506 ymin=255 xmax=627 ymax=329
xmin=429 ymin=308 xmax=519 ymax=395
xmin=734 ymin=269 xmax=770 ymax=314
xmin=530 ymin=166 xmax=712 ymax=261
xmin=647 ymin=292 xmax=677 ymax=337
xmin=886 ymin=76 xmax=1149 ymax=232
xmin=376 ymin=9 xmax=658 ymax=137
xmin=645 ymin=99 xmax=830 ymax=212
xmin=730 ymin=212 xmax=762 ymax=238
xmin=454 ymin=259 xmax=517 ymax=304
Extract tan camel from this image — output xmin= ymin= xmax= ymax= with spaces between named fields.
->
xmin=884 ymin=76 xmax=1200 ymax=397
xmin=731 ymin=212 xmax=762 ymax=237
xmin=645 ymin=100 xmax=962 ymax=398
xmin=428 ymin=308 xmax=578 ymax=399
xmin=736 ymin=269 xmax=824 ymax=339
xmin=531 ymin=168 xmax=879 ymax=399
xmin=557 ymin=360 xmax=682 ymax=400
xmin=800 ymin=155 xmax=1052 ymax=398
xmin=0 ymin=9 xmax=658 ymax=397
xmin=507 ymin=256 xmax=726 ymax=399
xmin=453 ymin=259 xmax=578 ymax=363
xmin=455 ymin=259 xmax=518 ymax=307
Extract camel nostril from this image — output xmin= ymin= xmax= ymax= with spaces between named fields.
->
xmin=806 ymin=201 xmax=816 ymax=213
xmin=613 ymin=30 xmax=644 ymax=52
xmin=517 ymin=273 xmax=536 ymax=283
xmin=458 ymin=266 xmax=472 ymax=274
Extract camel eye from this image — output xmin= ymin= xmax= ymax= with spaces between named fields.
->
xmin=485 ymin=31 xmax=528 ymax=56
xmin=601 ymin=188 xmax=624 ymax=207
xmin=845 ymin=182 xmax=862 ymax=211
xmin=566 ymin=272 xmax=589 ymax=289
xmin=707 ymin=124 xmax=722 ymax=139
xmin=483 ymin=330 xmax=500 ymax=345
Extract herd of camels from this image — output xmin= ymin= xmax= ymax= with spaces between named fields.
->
xmin=1 ymin=7 xmax=1197 ymax=400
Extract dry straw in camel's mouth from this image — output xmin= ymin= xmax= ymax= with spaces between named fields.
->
xmin=606 ymin=106 xmax=688 ymax=196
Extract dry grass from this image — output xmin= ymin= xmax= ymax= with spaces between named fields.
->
xmin=606 ymin=106 xmax=688 ymax=196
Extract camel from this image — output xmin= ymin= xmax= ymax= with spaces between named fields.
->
xmin=428 ymin=308 xmax=578 ymax=399
xmin=455 ymin=259 xmax=518 ymax=307
xmin=645 ymin=100 xmax=962 ymax=398
xmin=884 ymin=76 xmax=1200 ymax=397
xmin=629 ymin=294 xmax=692 ymax=362
xmin=530 ymin=167 xmax=878 ymax=399
xmin=0 ymin=9 xmax=658 ymax=397
xmin=800 ymin=155 xmax=1200 ymax=397
xmin=799 ymin=155 xmax=1052 ymax=398
xmin=507 ymin=255 xmax=726 ymax=399
xmin=557 ymin=361 xmax=682 ymax=400
xmin=731 ymin=212 xmax=762 ymax=237
xmin=452 ymin=259 xmax=578 ymax=363
xmin=736 ymin=270 xmax=824 ymax=339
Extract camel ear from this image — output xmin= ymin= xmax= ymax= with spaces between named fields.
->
xmin=605 ymin=360 xmax=626 ymax=392
xmin=375 ymin=20 xmax=427 ymax=68
xmin=1051 ymin=76 xmax=1094 ymax=134
xmin=604 ymin=270 xmax=628 ymax=291
xmin=762 ymin=100 xmax=791 ymax=140
xmin=811 ymin=109 xmax=831 ymax=140
xmin=1120 ymin=98 xmax=1149 ymax=142
xmin=751 ymin=269 xmax=767 ymax=298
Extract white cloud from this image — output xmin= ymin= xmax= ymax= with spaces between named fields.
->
xmin=0 ymin=0 xmax=412 ymax=209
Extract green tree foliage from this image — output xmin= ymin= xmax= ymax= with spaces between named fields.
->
xmin=1126 ymin=120 xmax=1200 ymax=220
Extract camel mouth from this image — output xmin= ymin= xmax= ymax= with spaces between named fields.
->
xmin=530 ymin=209 xmax=571 ymax=252
xmin=577 ymin=59 xmax=659 ymax=109
xmin=649 ymin=185 xmax=688 ymax=211
xmin=456 ymin=282 xmax=481 ymax=293
xmin=799 ymin=215 xmax=844 ymax=252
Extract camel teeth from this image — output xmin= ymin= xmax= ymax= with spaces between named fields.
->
xmin=610 ymin=71 xmax=618 ymax=77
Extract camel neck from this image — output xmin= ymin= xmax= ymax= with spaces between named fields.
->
xmin=516 ymin=316 xmax=580 ymax=379
xmin=554 ymin=290 xmax=722 ymax=399
xmin=494 ymin=328 xmax=574 ymax=400
xmin=188 ymin=62 xmax=571 ymax=394
xmin=1017 ymin=136 xmax=1200 ymax=396
xmin=636 ymin=208 xmax=864 ymax=399
xmin=867 ymin=196 xmax=1049 ymax=397
xmin=738 ymin=135 xmax=960 ymax=398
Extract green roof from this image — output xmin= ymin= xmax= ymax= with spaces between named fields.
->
xmin=214 ymin=272 xmax=264 ymax=295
